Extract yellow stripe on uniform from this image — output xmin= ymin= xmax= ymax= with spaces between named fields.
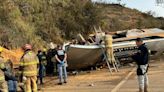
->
xmin=0 ymin=76 xmax=5 ymax=81
xmin=20 ymin=61 xmax=38 ymax=66
xmin=18 ymin=71 xmax=22 ymax=74
xmin=23 ymin=71 xmax=37 ymax=75
xmin=0 ymin=63 xmax=5 ymax=69
xmin=28 ymin=51 xmax=32 ymax=55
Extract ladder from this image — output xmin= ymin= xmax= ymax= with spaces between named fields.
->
xmin=100 ymin=46 xmax=119 ymax=74
xmin=94 ymin=26 xmax=119 ymax=73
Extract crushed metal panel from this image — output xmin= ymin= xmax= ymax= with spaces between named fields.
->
xmin=113 ymin=28 xmax=164 ymax=42
xmin=67 ymin=45 xmax=102 ymax=70
xmin=66 ymin=28 xmax=164 ymax=70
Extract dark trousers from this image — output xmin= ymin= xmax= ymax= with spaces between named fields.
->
xmin=39 ymin=65 xmax=46 ymax=84
xmin=7 ymin=80 xmax=17 ymax=92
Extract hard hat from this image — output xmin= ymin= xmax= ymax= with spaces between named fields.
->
xmin=0 ymin=47 xmax=3 ymax=52
xmin=23 ymin=44 xmax=32 ymax=50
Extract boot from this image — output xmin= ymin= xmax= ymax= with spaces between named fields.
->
xmin=144 ymin=85 xmax=148 ymax=92
xmin=139 ymin=88 xmax=144 ymax=92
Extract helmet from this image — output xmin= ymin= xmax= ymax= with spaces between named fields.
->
xmin=23 ymin=44 xmax=32 ymax=50
xmin=0 ymin=47 xmax=3 ymax=52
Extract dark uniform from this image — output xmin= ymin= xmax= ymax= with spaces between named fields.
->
xmin=37 ymin=51 xmax=47 ymax=84
xmin=46 ymin=49 xmax=56 ymax=75
xmin=132 ymin=43 xmax=149 ymax=92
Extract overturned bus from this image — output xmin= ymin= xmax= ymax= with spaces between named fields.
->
xmin=66 ymin=28 xmax=164 ymax=70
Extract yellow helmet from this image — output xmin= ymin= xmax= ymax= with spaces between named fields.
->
xmin=0 ymin=47 xmax=3 ymax=52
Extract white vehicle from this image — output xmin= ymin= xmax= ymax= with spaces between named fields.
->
xmin=66 ymin=28 xmax=164 ymax=70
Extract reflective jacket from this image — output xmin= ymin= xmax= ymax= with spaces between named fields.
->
xmin=37 ymin=52 xmax=47 ymax=66
xmin=20 ymin=51 xmax=39 ymax=77
xmin=0 ymin=56 xmax=5 ymax=81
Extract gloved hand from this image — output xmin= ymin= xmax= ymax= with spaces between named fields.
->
xmin=23 ymin=76 xmax=27 ymax=81
xmin=60 ymin=61 xmax=65 ymax=65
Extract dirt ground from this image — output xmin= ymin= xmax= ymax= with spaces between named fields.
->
xmin=39 ymin=56 xmax=164 ymax=92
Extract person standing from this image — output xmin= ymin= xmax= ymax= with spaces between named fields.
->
xmin=4 ymin=59 xmax=18 ymax=92
xmin=132 ymin=38 xmax=149 ymax=92
xmin=19 ymin=44 xmax=39 ymax=92
xmin=0 ymin=47 xmax=8 ymax=92
xmin=46 ymin=47 xmax=57 ymax=75
xmin=55 ymin=44 xmax=67 ymax=85
xmin=37 ymin=50 xmax=47 ymax=84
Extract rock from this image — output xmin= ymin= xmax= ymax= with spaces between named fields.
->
xmin=72 ymin=71 xmax=78 ymax=75
xmin=89 ymin=83 xmax=94 ymax=87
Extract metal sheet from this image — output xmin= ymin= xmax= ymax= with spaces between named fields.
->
xmin=67 ymin=45 xmax=102 ymax=70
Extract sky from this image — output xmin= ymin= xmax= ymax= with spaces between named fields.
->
xmin=92 ymin=0 xmax=164 ymax=17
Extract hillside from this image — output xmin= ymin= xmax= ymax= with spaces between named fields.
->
xmin=98 ymin=3 xmax=164 ymax=31
xmin=0 ymin=0 xmax=164 ymax=49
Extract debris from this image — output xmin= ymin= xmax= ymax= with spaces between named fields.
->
xmin=72 ymin=71 xmax=78 ymax=75
xmin=89 ymin=83 xmax=95 ymax=87
xmin=129 ymin=63 xmax=135 ymax=67
xmin=96 ymin=67 xmax=101 ymax=71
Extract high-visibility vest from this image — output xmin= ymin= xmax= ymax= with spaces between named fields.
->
xmin=20 ymin=51 xmax=39 ymax=76
xmin=0 ymin=56 xmax=5 ymax=81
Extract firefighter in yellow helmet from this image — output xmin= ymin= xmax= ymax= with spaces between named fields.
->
xmin=19 ymin=44 xmax=39 ymax=92
xmin=0 ymin=47 xmax=8 ymax=92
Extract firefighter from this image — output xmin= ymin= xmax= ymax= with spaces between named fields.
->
xmin=19 ymin=44 xmax=39 ymax=92
xmin=0 ymin=47 xmax=8 ymax=92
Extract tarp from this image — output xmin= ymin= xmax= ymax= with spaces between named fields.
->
xmin=0 ymin=46 xmax=23 ymax=67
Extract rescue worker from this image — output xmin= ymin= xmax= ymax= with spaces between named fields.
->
xmin=0 ymin=47 xmax=8 ymax=92
xmin=55 ymin=44 xmax=67 ymax=85
xmin=37 ymin=50 xmax=47 ymax=84
xmin=132 ymin=38 xmax=149 ymax=92
xmin=19 ymin=44 xmax=39 ymax=92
